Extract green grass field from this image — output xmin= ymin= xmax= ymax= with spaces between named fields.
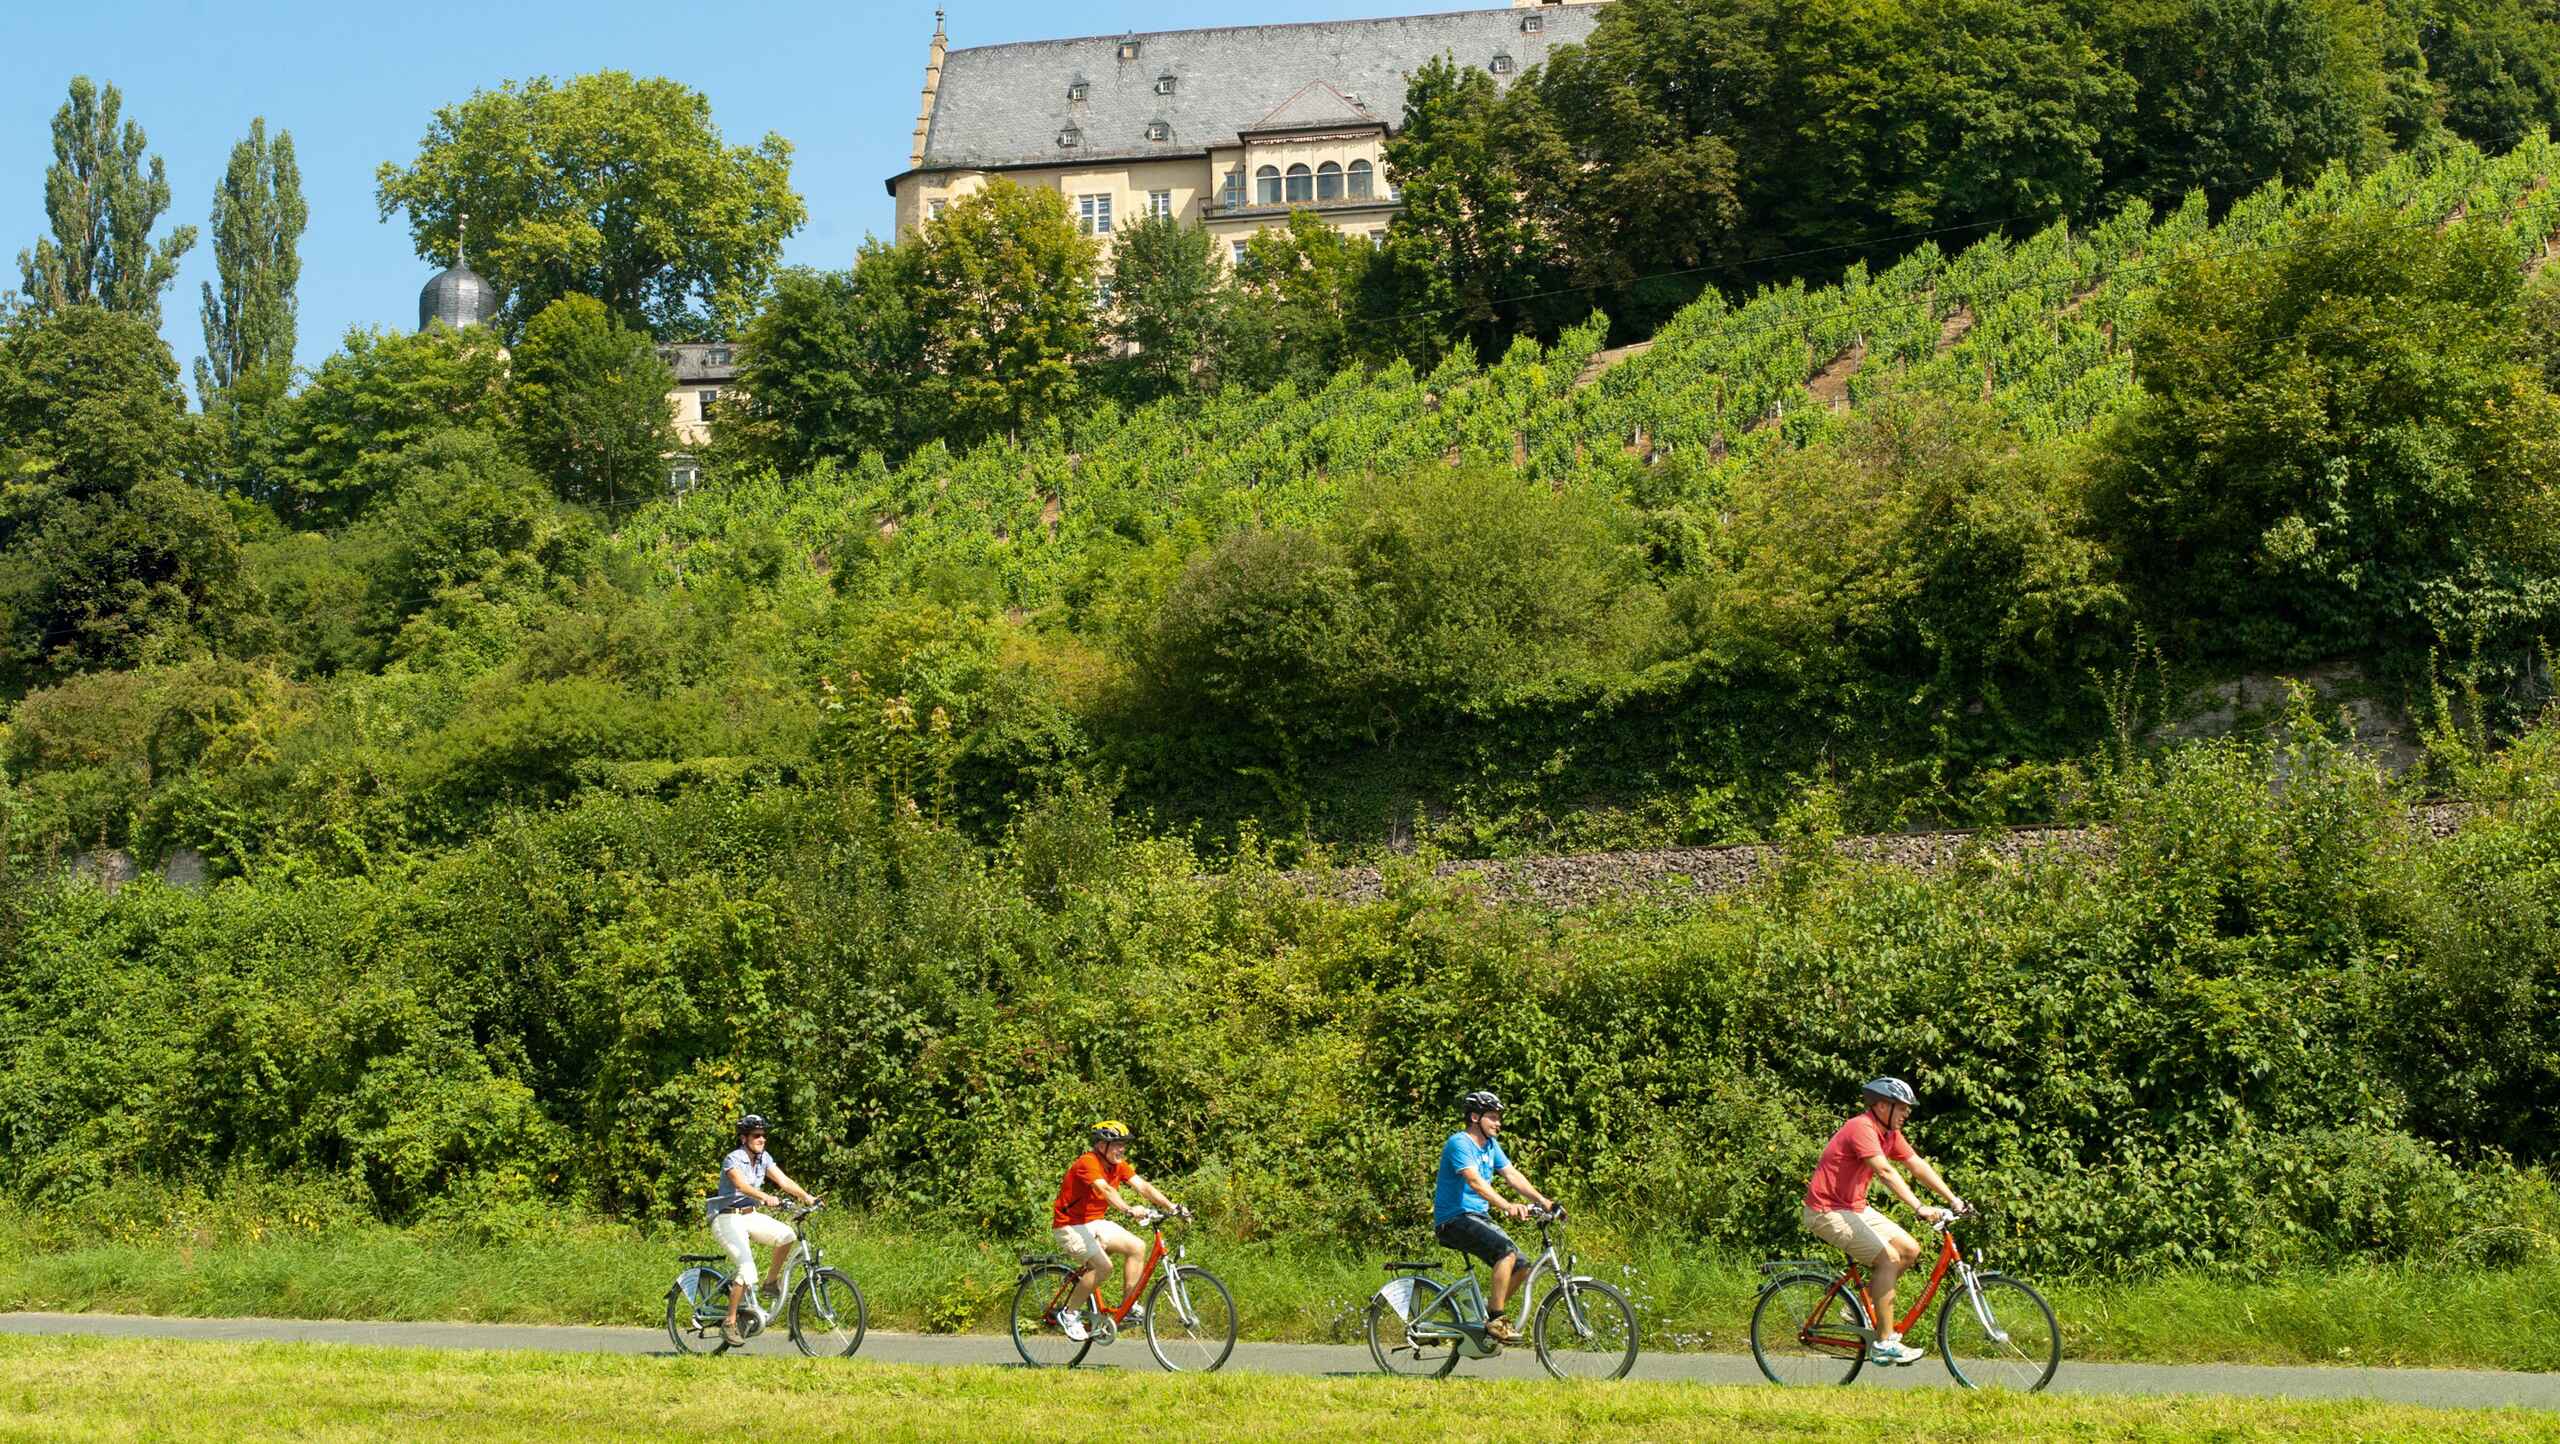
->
xmin=4 ymin=1211 xmax=2555 ymax=1372
xmin=0 ymin=1335 xmax=2545 ymax=1443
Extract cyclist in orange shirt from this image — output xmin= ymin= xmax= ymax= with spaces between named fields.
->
xmin=1050 ymin=1120 xmax=1186 ymax=1342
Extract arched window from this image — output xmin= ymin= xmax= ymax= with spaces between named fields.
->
xmin=1255 ymin=165 xmax=1282 ymax=205
xmin=1285 ymin=163 xmax=1313 ymax=204
xmin=1316 ymin=161 xmax=1343 ymax=201
xmin=1347 ymin=159 xmax=1374 ymax=200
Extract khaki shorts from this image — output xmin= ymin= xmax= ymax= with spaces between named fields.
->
xmin=1802 ymin=1205 xmax=1913 ymax=1268
xmin=1054 ymin=1218 xmax=1142 ymax=1271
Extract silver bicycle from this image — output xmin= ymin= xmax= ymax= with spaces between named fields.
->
xmin=1365 ymin=1206 xmax=1639 ymax=1380
xmin=667 ymin=1200 xmax=868 ymax=1357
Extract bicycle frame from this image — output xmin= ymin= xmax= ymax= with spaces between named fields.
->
xmin=1040 ymin=1218 xmax=1193 ymax=1327
xmin=1794 ymin=1218 xmax=1996 ymax=1352
xmin=684 ymin=1202 xmax=823 ymax=1328
xmin=1405 ymin=1212 xmax=1589 ymax=1344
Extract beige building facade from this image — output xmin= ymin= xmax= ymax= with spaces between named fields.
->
xmin=886 ymin=2 xmax=1609 ymax=259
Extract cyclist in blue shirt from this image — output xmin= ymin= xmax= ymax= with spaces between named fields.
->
xmin=1432 ymin=1089 xmax=1557 ymax=1344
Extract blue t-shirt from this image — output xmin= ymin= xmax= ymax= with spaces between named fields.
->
xmin=1433 ymin=1132 xmax=1511 ymax=1229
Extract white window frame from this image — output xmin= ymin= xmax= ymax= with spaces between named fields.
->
xmin=1148 ymin=190 xmax=1174 ymax=220
xmin=1078 ymin=192 xmax=1114 ymax=235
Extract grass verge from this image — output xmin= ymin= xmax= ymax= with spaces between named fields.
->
xmin=0 ymin=1335 xmax=2547 ymax=1443
xmin=3 ymin=1211 xmax=2553 ymax=1371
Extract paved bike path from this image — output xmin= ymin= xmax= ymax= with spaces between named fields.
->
xmin=4 ymin=1311 xmax=2554 ymax=1410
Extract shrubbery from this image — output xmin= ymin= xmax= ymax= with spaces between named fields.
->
xmin=3 ymin=711 xmax=2551 ymax=1276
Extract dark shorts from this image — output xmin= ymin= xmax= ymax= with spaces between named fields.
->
xmin=1435 ymin=1213 xmax=1528 ymax=1271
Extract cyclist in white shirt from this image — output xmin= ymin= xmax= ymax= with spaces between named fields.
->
xmin=706 ymin=1114 xmax=818 ymax=1348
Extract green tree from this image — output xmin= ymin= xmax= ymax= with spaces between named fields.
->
xmin=1520 ymin=0 xmax=1766 ymax=321
xmin=2099 ymin=0 xmax=2393 ymax=205
xmin=375 ymin=71 xmax=807 ymax=339
xmin=0 ymin=304 xmax=188 ymax=503
xmin=1779 ymin=0 xmax=2128 ymax=251
xmin=507 ymin=295 xmax=678 ymax=509
xmin=270 ymin=326 xmax=510 ymax=524
xmin=1376 ymin=59 xmax=1562 ymax=360
xmin=0 ymin=307 xmax=244 ymax=692
xmin=1224 ymin=212 xmax=1375 ymax=392
xmin=906 ymin=180 xmax=1101 ymax=444
xmin=727 ymin=254 xmax=932 ymax=475
xmin=15 ymin=76 xmax=196 ymax=322
xmin=2416 ymin=0 xmax=2560 ymax=153
xmin=196 ymin=118 xmax=307 ymax=410
xmin=2090 ymin=216 xmax=2560 ymax=660
xmin=1102 ymin=214 xmax=1226 ymax=403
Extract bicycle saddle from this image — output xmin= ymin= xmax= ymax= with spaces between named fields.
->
xmin=677 ymin=1254 xmax=725 ymax=1265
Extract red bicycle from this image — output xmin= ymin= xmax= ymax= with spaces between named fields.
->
xmin=1749 ymin=1207 xmax=2059 ymax=1391
xmin=1010 ymin=1209 xmax=1237 ymax=1372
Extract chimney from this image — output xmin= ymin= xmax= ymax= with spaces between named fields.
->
xmin=910 ymin=9 xmax=948 ymax=169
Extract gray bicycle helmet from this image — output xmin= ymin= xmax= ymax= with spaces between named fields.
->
xmin=1460 ymin=1089 xmax=1504 ymax=1117
xmin=1860 ymin=1077 xmax=1916 ymax=1107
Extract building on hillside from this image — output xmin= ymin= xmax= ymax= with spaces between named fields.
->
xmin=411 ymin=252 xmax=735 ymax=492
xmin=887 ymin=1 xmax=1609 ymax=262
xmin=659 ymin=342 xmax=741 ymax=489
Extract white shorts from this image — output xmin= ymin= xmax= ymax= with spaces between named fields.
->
xmin=1053 ymin=1218 xmax=1142 ymax=1270
xmin=711 ymin=1210 xmax=798 ymax=1287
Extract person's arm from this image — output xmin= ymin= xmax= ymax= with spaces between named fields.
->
xmin=726 ymin=1163 xmax=779 ymax=1208
xmin=1870 ymin=1156 xmax=1947 ymax=1221
xmin=1497 ymin=1162 xmax=1554 ymax=1213
xmin=1128 ymin=1175 xmax=1179 ymax=1214
xmin=1461 ymin=1166 xmax=1527 ymax=1221
xmin=1901 ymin=1153 xmax=1962 ymax=1214
xmin=763 ymin=1162 xmax=816 ymax=1206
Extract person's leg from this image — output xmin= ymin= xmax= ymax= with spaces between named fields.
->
xmin=1057 ymin=1225 xmax=1108 ymax=1311
xmin=1853 ymin=1212 xmax=1920 ymax=1346
xmin=1488 ymin=1251 xmax=1520 ymax=1313
xmin=746 ymin=1214 xmax=797 ymax=1304
xmin=712 ymin=1214 xmax=757 ymax=1335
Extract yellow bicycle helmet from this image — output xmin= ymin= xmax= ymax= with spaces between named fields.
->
xmin=1090 ymin=1120 xmax=1133 ymax=1145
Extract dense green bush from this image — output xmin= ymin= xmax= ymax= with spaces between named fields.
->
xmin=2 ymin=713 xmax=2550 ymax=1276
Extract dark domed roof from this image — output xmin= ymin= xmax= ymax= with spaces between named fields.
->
xmin=419 ymin=264 xmax=501 ymax=331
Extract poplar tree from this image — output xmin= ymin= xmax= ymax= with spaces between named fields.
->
xmin=15 ymin=76 xmax=196 ymax=323
xmin=197 ymin=118 xmax=307 ymax=408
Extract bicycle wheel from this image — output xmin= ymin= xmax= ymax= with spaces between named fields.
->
xmin=1533 ymin=1277 xmax=1638 ymax=1381
xmin=1010 ymin=1262 xmax=1096 ymax=1369
xmin=666 ymin=1268 xmax=733 ymax=1356
xmin=1365 ymin=1278 xmax=1465 ymax=1379
xmin=1749 ymin=1272 xmax=1868 ymax=1386
xmin=1937 ymin=1272 xmax=2060 ymax=1393
xmin=789 ymin=1267 xmax=869 ymax=1358
xmin=1144 ymin=1264 xmax=1237 ymax=1373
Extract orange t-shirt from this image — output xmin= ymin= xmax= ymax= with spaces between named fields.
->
xmin=1804 ymin=1113 xmax=1917 ymax=1212
xmin=1051 ymin=1151 xmax=1137 ymax=1227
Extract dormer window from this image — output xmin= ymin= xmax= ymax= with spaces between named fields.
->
xmin=1118 ymin=39 xmax=1140 ymax=61
xmin=1146 ymin=120 xmax=1171 ymax=142
xmin=1067 ymin=81 xmax=1089 ymax=102
xmin=1057 ymin=127 xmax=1081 ymax=148
xmin=1490 ymin=53 xmax=1514 ymax=75
xmin=708 ymin=348 xmax=732 ymax=367
xmin=1154 ymin=74 xmax=1176 ymax=95
xmin=1521 ymin=13 xmax=1543 ymax=31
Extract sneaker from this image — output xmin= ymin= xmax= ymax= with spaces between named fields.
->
xmin=1057 ymin=1309 xmax=1090 ymax=1342
xmin=1484 ymin=1317 xmax=1520 ymax=1344
xmin=720 ymin=1321 xmax=748 ymax=1349
xmin=1123 ymin=1305 xmax=1147 ymax=1327
xmin=1868 ymin=1338 xmax=1924 ymax=1366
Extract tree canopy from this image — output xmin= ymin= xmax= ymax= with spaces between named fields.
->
xmin=15 ymin=76 xmax=195 ymax=323
xmin=375 ymin=71 xmax=807 ymax=340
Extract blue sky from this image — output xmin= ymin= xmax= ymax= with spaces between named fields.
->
xmin=0 ymin=0 xmax=1419 ymax=393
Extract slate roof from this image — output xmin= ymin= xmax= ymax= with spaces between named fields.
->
xmin=899 ymin=5 xmax=1604 ymax=182
xmin=1247 ymin=81 xmax=1381 ymax=135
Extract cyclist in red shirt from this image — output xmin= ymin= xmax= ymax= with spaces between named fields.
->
xmin=1802 ymin=1077 xmax=1965 ymax=1365
xmin=1050 ymin=1120 xmax=1186 ymax=1342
